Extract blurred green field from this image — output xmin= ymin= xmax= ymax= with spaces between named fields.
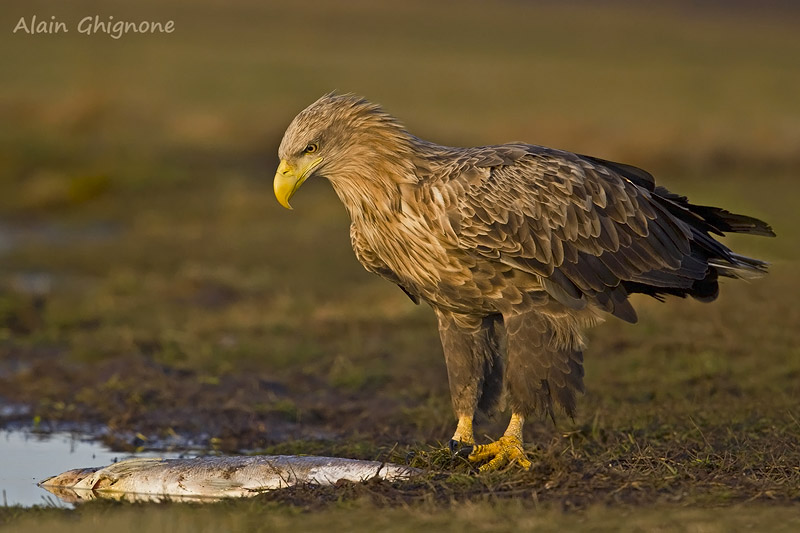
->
xmin=1 ymin=0 xmax=799 ymax=530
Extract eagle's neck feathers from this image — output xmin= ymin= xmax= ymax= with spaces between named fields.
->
xmin=326 ymin=127 xmax=425 ymax=223
xmin=324 ymin=131 xmax=465 ymax=295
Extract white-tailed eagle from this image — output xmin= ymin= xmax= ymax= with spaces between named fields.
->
xmin=273 ymin=94 xmax=774 ymax=471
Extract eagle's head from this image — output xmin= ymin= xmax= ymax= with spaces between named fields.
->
xmin=273 ymin=93 xmax=410 ymax=209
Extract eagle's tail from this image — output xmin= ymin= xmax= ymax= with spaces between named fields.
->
xmin=622 ymin=186 xmax=774 ymax=303
xmin=709 ymin=253 xmax=769 ymax=280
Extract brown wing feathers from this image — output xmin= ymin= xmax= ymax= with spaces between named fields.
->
xmin=450 ymin=146 xmax=773 ymax=323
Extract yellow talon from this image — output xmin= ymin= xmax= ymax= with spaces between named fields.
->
xmin=468 ymin=435 xmax=532 ymax=472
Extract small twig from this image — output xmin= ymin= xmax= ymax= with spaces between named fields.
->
xmin=786 ymin=410 xmax=800 ymax=432
xmin=689 ymin=416 xmax=712 ymax=450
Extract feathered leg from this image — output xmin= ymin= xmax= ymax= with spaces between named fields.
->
xmin=435 ymin=310 xmax=504 ymax=453
xmin=469 ymin=310 xmax=585 ymax=471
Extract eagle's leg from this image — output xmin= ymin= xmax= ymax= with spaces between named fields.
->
xmin=451 ymin=414 xmax=474 ymax=447
xmin=435 ymin=310 xmax=504 ymax=456
xmin=468 ymin=413 xmax=531 ymax=471
xmin=468 ymin=310 xmax=585 ymax=472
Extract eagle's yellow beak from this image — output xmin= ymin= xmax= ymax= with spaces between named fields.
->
xmin=273 ymin=157 xmax=322 ymax=209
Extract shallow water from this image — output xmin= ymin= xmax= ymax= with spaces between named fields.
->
xmin=0 ymin=431 xmax=183 ymax=507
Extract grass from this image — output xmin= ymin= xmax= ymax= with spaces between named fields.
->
xmin=5 ymin=500 xmax=800 ymax=533
xmin=1 ymin=0 xmax=799 ymax=529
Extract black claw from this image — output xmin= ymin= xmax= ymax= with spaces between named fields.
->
xmin=448 ymin=439 xmax=459 ymax=454
xmin=448 ymin=439 xmax=473 ymax=457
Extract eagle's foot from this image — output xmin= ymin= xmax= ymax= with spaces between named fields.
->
xmin=448 ymin=439 xmax=474 ymax=457
xmin=468 ymin=435 xmax=532 ymax=472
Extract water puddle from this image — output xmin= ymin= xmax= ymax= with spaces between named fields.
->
xmin=0 ymin=431 xmax=185 ymax=507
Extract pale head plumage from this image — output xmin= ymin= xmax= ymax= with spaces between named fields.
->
xmin=274 ymin=93 xmax=421 ymax=215
xmin=278 ymin=93 xmax=412 ymax=182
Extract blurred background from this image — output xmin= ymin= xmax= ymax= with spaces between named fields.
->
xmin=0 ymin=0 xmax=797 ymax=452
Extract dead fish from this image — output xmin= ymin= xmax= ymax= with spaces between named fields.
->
xmin=39 ymin=455 xmax=420 ymax=503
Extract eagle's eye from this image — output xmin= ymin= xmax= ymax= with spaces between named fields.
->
xmin=303 ymin=143 xmax=319 ymax=154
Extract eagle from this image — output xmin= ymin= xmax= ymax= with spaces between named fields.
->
xmin=273 ymin=93 xmax=774 ymax=471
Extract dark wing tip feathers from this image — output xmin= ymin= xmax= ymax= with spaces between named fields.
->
xmin=652 ymin=185 xmax=775 ymax=239
xmin=580 ymin=155 xmax=656 ymax=191
xmin=459 ymin=148 xmax=773 ymax=319
xmin=583 ymin=156 xmax=775 ymax=239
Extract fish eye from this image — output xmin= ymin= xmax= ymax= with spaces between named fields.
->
xmin=304 ymin=143 xmax=318 ymax=154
